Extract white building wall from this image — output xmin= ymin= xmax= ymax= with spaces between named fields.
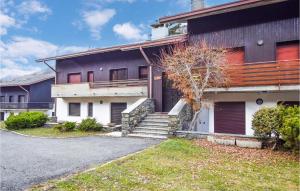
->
xmin=205 ymin=91 xmax=299 ymax=136
xmin=56 ymin=96 xmax=146 ymax=124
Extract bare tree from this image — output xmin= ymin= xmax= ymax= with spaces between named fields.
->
xmin=159 ymin=41 xmax=229 ymax=131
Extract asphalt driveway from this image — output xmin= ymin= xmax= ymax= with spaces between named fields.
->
xmin=0 ymin=130 xmax=161 ymax=191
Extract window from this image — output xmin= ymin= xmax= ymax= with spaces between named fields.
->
xmin=87 ymin=71 xmax=94 ymax=82
xmin=276 ymin=41 xmax=299 ymax=60
xmin=139 ymin=66 xmax=148 ymax=79
xmin=0 ymin=96 xmax=5 ymax=102
xmin=67 ymin=73 xmax=81 ymax=84
xmin=9 ymin=96 xmax=13 ymax=102
xmin=110 ymin=68 xmax=128 ymax=81
xmin=18 ymin=95 xmax=25 ymax=103
xmin=226 ymin=47 xmax=245 ymax=65
xmin=68 ymin=103 xmax=80 ymax=116
xmin=88 ymin=102 xmax=93 ymax=117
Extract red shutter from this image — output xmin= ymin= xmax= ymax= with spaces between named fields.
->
xmin=276 ymin=42 xmax=299 ymax=61
xmin=87 ymin=72 xmax=94 ymax=82
xmin=68 ymin=73 xmax=81 ymax=84
xmin=226 ymin=47 xmax=244 ymax=65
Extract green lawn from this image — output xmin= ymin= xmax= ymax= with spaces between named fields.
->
xmin=0 ymin=122 xmax=103 ymax=138
xmin=31 ymin=139 xmax=299 ymax=191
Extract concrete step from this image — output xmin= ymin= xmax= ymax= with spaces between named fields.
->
xmin=44 ymin=122 xmax=59 ymax=127
xmin=139 ymin=122 xmax=168 ymax=127
xmin=133 ymin=129 xmax=169 ymax=135
xmin=128 ymin=133 xmax=168 ymax=139
xmin=142 ymin=119 xmax=169 ymax=123
xmin=148 ymin=113 xmax=168 ymax=117
xmin=135 ymin=126 xmax=169 ymax=131
xmin=145 ymin=115 xmax=169 ymax=119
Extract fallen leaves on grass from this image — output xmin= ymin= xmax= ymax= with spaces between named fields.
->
xmin=193 ymin=139 xmax=299 ymax=163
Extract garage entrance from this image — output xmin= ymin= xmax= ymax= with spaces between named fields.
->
xmin=214 ymin=102 xmax=245 ymax=135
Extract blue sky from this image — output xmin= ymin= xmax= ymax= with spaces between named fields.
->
xmin=0 ymin=0 xmax=232 ymax=79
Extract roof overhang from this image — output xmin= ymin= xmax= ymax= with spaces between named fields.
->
xmin=0 ymin=76 xmax=55 ymax=87
xmin=159 ymin=0 xmax=289 ymax=24
xmin=36 ymin=34 xmax=187 ymax=62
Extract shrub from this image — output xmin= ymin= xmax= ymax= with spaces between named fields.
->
xmin=78 ymin=118 xmax=102 ymax=131
xmin=279 ymin=106 xmax=300 ymax=152
xmin=252 ymin=107 xmax=282 ymax=140
xmin=5 ymin=111 xmax=48 ymax=130
xmin=54 ymin=121 xmax=76 ymax=132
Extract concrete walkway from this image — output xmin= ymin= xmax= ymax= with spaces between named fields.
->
xmin=0 ymin=130 xmax=161 ymax=191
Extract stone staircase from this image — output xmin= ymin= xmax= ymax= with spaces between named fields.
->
xmin=128 ymin=113 xmax=169 ymax=139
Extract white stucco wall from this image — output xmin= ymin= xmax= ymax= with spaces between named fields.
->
xmin=205 ymin=91 xmax=299 ymax=136
xmin=56 ymin=96 xmax=146 ymax=124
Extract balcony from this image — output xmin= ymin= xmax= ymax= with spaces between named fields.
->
xmin=208 ymin=59 xmax=300 ymax=92
xmin=228 ymin=60 xmax=299 ymax=86
xmin=0 ymin=102 xmax=54 ymax=110
xmin=52 ymin=79 xmax=148 ymax=98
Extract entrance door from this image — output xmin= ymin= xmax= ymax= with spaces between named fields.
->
xmin=0 ymin=112 xmax=4 ymax=121
xmin=111 ymin=103 xmax=127 ymax=124
xmin=162 ymin=73 xmax=181 ymax=112
xmin=196 ymin=107 xmax=209 ymax=132
xmin=214 ymin=102 xmax=245 ymax=135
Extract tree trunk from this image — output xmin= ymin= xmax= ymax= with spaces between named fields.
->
xmin=189 ymin=110 xmax=201 ymax=131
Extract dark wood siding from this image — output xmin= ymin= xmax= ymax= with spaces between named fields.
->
xmin=56 ymin=50 xmax=148 ymax=84
xmin=214 ymin=102 xmax=245 ymax=135
xmin=111 ymin=103 xmax=127 ymax=124
xmin=188 ymin=1 xmax=299 ymax=63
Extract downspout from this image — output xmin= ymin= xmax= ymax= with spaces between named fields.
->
xmin=139 ymin=47 xmax=153 ymax=99
xmin=18 ymin=85 xmax=29 ymax=111
xmin=42 ymin=60 xmax=57 ymax=118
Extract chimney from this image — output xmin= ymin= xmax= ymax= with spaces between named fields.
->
xmin=191 ymin=0 xmax=205 ymax=11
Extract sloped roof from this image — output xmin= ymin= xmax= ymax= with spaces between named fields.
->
xmin=0 ymin=72 xmax=55 ymax=87
xmin=159 ymin=0 xmax=288 ymax=23
xmin=36 ymin=34 xmax=187 ymax=62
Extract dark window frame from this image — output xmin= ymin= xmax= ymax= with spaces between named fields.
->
xmin=139 ymin=66 xmax=148 ymax=79
xmin=67 ymin=73 xmax=82 ymax=84
xmin=9 ymin=96 xmax=14 ymax=103
xmin=68 ymin=103 xmax=81 ymax=116
xmin=87 ymin=71 xmax=94 ymax=82
xmin=109 ymin=68 xmax=128 ymax=81
xmin=18 ymin=95 xmax=26 ymax=103
xmin=0 ymin=96 xmax=5 ymax=102
xmin=88 ymin=102 xmax=93 ymax=117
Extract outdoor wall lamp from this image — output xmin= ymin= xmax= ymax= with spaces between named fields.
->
xmin=257 ymin=40 xmax=264 ymax=46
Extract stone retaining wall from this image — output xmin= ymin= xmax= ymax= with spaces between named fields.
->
xmin=121 ymin=98 xmax=154 ymax=135
xmin=168 ymin=99 xmax=193 ymax=135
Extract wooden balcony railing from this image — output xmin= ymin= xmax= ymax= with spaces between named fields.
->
xmin=227 ymin=59 xmax=300 ymax=87
xmin=89 ymin=79 xmax=148 ymax=89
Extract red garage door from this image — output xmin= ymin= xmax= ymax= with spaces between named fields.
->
xmin=214 ymin=102 xmax=245 ymax=135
